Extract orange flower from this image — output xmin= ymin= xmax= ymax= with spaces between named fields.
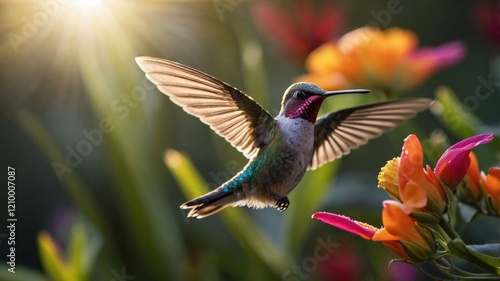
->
xmin=298 ymin=27 xmax=466 ymax=95
xmin=484 ymin=167 xmax=500 ymax=216
xmin=378 ymin=135 xmax=445 ymax=216
xmin=374 ymin=201 xmax=435 ymax=262
xmin=313 ymin=200 xmax=434 ymax=262
xmin=460 ymin=152 xmax=483 ymax=202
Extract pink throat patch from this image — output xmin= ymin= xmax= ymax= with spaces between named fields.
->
xmin=285 ymin=95 xmax=325 ymax=123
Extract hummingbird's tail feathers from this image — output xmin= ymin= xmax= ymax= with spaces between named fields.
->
xmin=183 ymin=204 xmax=228 ymax=219
xmin=180 ymin=188 xmax=234 ymax=218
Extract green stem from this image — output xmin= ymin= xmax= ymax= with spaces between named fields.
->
xmin=439 ymin=216 xmax=460 ymax=241
xmin=429 ymin=259 xmax=500 ymax=280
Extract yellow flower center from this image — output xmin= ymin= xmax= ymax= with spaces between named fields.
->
xmin=378 ymin=157 xmax=400 ymax=199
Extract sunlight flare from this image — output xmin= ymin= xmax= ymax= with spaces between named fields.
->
xmin=72 ymin=0 xmax=104 ymax=9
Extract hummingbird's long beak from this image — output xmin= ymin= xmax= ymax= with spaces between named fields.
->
xmin=322 ymin=89 xmax=371 ymax=96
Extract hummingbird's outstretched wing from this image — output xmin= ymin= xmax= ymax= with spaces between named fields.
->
xmin=308 ymin=98 xmax=433 ymax=170
xmin=136 ymin=57 xmax=275 ymax=159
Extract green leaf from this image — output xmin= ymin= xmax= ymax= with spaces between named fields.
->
xmin=164 ymin=149 xmax=209 ymax=199
xmin=68 ymin=220 xmax=102 ymax=281
xmin=467 ymin=244 xmax=500 ymax=261
xmin=433 ymin=86 xmax=500 ymax=154
xmin=164 ymin=149 xmax=288 ymax=276
xmin=68 ymin=223 xmax=86 ymax=280
xmin=37 ymin=219 xmax=103 ymax=281
xmin=233 ymin=22 xmax=269 ymax=110
xmin=37 ymin=231 xmax=70 ymax=281
xmin=448 ymin=239 xmax=500 ymax=274
xmin=433 ymin=86 xmax=482 ymax=139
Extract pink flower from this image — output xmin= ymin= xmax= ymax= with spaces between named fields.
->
xmin=435 ymin=134 xmax=494 ymax=189
xmin=312 ymin=200 xmax=435 ymax=262
xmin=312 ymin=212 xmax=378 ymax=240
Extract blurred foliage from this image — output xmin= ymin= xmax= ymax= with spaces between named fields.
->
xmin=38 ymin=219 xmax=102 ymax=281
xmin=1 ymin=0 xmax=500 ymax=280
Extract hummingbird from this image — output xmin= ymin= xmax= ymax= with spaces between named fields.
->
xmin=136 ymin=56 xmax=433 ymax=218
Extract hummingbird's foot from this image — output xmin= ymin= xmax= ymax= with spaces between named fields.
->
xmin=273 ymin=195 xmax=290 ymax=211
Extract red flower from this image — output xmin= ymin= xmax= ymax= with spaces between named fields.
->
xmin=252 ymin=0 xmax=345 ymax=59
xmin=475 ymin=1 xmax=500 ymax=47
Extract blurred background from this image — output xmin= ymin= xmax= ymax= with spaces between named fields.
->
xmin=1 ymin=0 xmax=500 ymax=280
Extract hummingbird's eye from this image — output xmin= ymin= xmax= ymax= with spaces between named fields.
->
xmin=294 ymin=90 xmax=306 ymax=98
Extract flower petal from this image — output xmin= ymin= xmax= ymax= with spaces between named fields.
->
xmin=400 ymin=41 xmax=466 ymax=92
xmin=399 ymin=135 xmax=428 ymax=198
xmin=435 ymin=134 xmax=494 ymax=188
xmin=409 ymin=41 xmax=467 ymax=69
xmin=300 ymin=26 xmax=466 ymax=94
xmin=305 ymin=42 xmax=344 ymax=74
xmin=399 ymin=180 xmax=427 ymax=210
xmin=252 ymin=1 xmax=303 ymax=55
xmin=252 ymin=0 xmax=345 ymax=59
xmin=373 ymin=201 xmax=417 ymax=241
xmin=295 ymin=72 xmax=349 ymax=90
xmin=463 ymin=152 xmax=482 ymax=200
xmin=485 ymin=167 xmax=500 ymax=201
xmin=383 ymin=241 xmax=412 ymax=261
xmin=312 ymin=212 xmax=377 ymax=240
xmin=374 ymin=201 xmax=434 ymax=262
